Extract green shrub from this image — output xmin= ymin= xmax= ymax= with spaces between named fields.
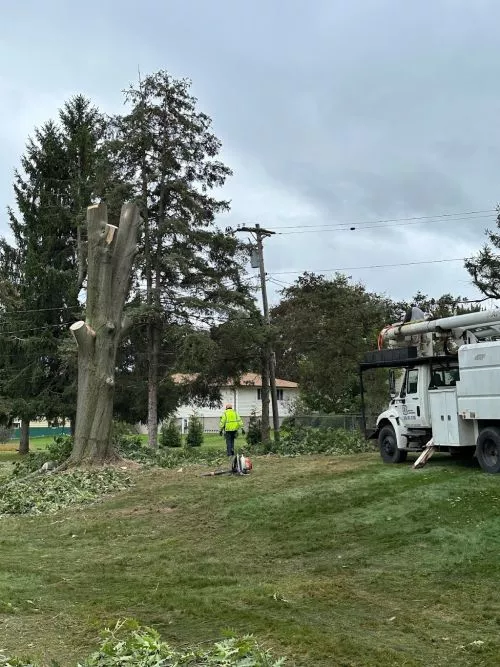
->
xmin=186 ymin=415 xmax=204 ymax=447
xmin=159 ymin=418 xmax=182 ymax=448
xmin=254 ymin=426 xmax=374 ymax=457
xmin=246 ymin=410 xmax=262 ymax=447
xmin=0 ymin=619 xmax=286 ymax=666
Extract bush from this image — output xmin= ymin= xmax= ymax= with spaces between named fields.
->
xmin=246 ymin=410 xmax=262 ymax=447
xmin=159 ymin=418 xmax=182 ymax=448
xmin=0 ymin=619 xmax=286 ymax=666
xmin=186 ymin=415 xmax=204 ymax=448
xmin=254 ymin=426 xmax=375 ymax=457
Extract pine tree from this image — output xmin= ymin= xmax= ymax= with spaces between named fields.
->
xmin=465 ymin=208 xmax=500 ymax=297
xmin=0 ymin=97 xmax=115 ymax=453
xmin=159 ymin=418 xmax=182 ymax=448
xmin=110 ymin=70 xmax=253 ymax=449
xmin=246 ymin=410 xmax=262 ymax=447
xmin=186 ymin=415 xmax=204 ymax=447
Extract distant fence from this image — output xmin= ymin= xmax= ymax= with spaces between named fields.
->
xmin=285 ymin=414 xmax=364 ymax=431
xmin=175 ymin=416 xmax=254 ymax=434
xmin=8 ymin=426 xmax=71 ymax=441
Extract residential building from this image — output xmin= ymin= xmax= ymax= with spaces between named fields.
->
xmin=165 ymin=373 xmax=299 ymax=432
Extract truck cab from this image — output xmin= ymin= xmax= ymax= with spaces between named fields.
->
xmin=362 ymin=310 xmax=500 ymax=473
xmin=361 ymin=349 xmax=460 ymax=463
xmin=362 ymin=341 xmax=500 ymax=473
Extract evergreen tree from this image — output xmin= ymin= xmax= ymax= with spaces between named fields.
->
xmin=186 ymin=414 xmax=204 ymax=448
xmin=110 ymin=70 xmax=253 ymax=448
xmin=246 ymin=410 xmax=262 ymax=447
xmin=0 ymin=96 xmax=115 ymax=452
xmin=159 ymin=418 xmax=182 ymax=448
xmin=465 ymin=208 xmax=500 ymax=298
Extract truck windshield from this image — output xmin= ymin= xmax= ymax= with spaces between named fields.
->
xmin=429 ymin=367 xmax=459 ymax=388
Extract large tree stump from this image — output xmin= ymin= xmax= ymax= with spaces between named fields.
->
xmin=69 ymin=202 xmax=140 ymax=465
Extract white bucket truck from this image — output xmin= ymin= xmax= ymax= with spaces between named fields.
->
xmin=360 ymin=308 xmax=500 ymax=473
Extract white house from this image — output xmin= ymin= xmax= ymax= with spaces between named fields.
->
xmin=171 ymin=373 xmax=299 ymax=432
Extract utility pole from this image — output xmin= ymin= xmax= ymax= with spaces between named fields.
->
xmin=235 ymin=223 xmax=280 ymax=443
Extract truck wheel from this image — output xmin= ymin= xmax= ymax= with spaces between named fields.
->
xmin=378 ymin=425 xmax=407 ymax=463
xmin=476 ymin=428 xmax=500 ymax=473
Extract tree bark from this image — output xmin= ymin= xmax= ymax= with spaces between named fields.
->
xmin=69 ymin=202 xmax=140 ymax=465
xmin=19 ymin=418 xmax=29 ymax=455
xmin=260 ymin=355 xmax=271 ymax=442
xmin=147 ymin=321 xmax=160 ymax=449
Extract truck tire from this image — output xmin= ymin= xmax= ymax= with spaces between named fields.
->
xmin=378 ymin=424 xmax=407 ymax=463
xmin=476 ymin=427 xmax=500 ymax=473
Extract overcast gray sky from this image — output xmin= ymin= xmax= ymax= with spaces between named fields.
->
xmin=2 ymin=0 xmax=500 ymax=306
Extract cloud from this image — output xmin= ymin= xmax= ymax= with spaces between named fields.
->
xmin=1 ymin=0 xmax=499 ymax=305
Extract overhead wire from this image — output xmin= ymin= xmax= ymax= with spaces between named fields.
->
xmin=267 ymin=208 xmax=497 ymax=233
xmin=266 ymin=256 xmax=478 ymax=277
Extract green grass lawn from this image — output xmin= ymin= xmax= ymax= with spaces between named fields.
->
xmin=2 ymin=452 xmax=500 ymax=665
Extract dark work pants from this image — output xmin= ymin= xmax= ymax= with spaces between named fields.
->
xmin=225 ymin=430 xmax=236 ymax=456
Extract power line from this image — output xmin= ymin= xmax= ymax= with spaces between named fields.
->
xmin=274 ymin=213 xmax=495 ymax=236
xmin=269 ymin=208 xmax=497 ymax=232
xmin=267 ymin=256 xmax=474 ymax=277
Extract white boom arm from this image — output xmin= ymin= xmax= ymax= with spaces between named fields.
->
xmin=381 ymin=309 xmax=500 ymax=343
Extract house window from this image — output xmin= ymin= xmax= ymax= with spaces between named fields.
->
xmin=257 ymin=389 xmax=284 ymax=401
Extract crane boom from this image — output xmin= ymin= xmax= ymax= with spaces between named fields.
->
xmin=381 ymin=309 xmax=500 ymax=342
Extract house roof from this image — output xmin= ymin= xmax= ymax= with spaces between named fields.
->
xmin=171 ymin=372 xmax=298 ymax=389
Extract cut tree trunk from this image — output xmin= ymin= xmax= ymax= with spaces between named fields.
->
xmin=69 ymin=202 xmax=140 ymax=465
xmin=19 ymin=418 xmax=29 ymax=455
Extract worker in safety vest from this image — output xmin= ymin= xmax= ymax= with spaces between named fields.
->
xmin=219 ymin=403 xmax=244 ymax=456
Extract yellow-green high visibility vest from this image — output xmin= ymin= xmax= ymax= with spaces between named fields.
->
xmin=220 ymin=408 xmax=243 ymax=432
